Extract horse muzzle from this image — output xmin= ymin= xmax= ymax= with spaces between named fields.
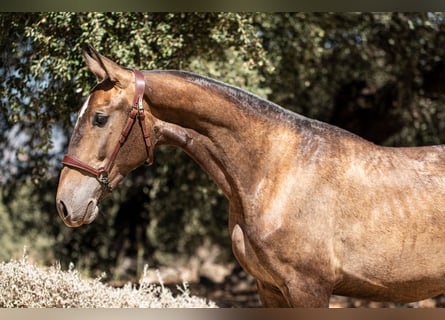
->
xmin=57 ymin=197 xmax=99 ymax=227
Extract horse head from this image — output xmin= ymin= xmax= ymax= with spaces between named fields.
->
xmin=56 ymin=47 xmax=154 ymax=227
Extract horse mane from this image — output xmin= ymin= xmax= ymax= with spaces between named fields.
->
xmin=146 ymin=70 xmax=367 ymax=142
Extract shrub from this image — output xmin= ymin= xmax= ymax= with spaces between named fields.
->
xmin=0 ymin=256 xmax=216 ymax=308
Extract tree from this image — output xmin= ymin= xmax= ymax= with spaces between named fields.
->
xmin=256 ymin=12 xmax=445 ymax=145
xmin=0 ymin=12 xmax=270 ymax=184
xmin=2 ymin=12 xmax=445 ymax=278
xmin=0 ymin=12 xmax=270 ymax=274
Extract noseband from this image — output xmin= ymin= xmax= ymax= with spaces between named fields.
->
xmin=61 ymin=69 xmax=153 ymax=192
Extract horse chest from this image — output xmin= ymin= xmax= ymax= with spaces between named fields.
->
xmin=230 ymin=223 xmax=276 ymax=283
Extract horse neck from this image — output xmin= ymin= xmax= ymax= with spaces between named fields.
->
xmin=145 ymin=71 xmax=286 ymax=203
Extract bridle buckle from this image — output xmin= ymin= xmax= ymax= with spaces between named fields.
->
xmin=97 ymin=170 xmax=109 ymax=187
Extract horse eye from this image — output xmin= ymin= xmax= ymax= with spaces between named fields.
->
xmin=94 ymin=114 xmax=109 ymax=127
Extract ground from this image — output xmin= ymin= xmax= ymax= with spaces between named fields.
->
xmin=108 ymin=246 xmax=445 ymax=308
xmin=137 ymin=262 xmax=445 ymax=308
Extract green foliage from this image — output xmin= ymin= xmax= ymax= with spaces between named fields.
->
xmin=0 ymin=12 xmax=270 ymax=183
xmin=0 ymin=180 xmax=56 ymax=263
xmin=257 ymin=13 xmax=445 ymax=145
xmin=2 ymin=13 xmax=445 ymax=279
xmin=0 ymin=12 xmax=270 ymax=277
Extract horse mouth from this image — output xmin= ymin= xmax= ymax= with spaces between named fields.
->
xmin=57 ymin=199 xmax=99 ymax=227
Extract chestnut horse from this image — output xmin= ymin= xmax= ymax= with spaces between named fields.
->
xmin=56 ymin=46 xmax=445 ymax=307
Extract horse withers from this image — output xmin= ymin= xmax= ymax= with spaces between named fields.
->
xmin=56 ymin=46 xmax=445 ymax=307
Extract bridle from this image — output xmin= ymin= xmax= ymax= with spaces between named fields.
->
xmin=61 ymin=69 xmax=153 ymax=192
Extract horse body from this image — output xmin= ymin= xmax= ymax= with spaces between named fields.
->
xmin=56 ymin=47 xmax=445 ymax=307
xmin=331 ymin=145 xmax=445 ymax=303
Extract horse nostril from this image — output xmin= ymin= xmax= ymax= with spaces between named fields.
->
xmin=58 ymin=200 xmax=69 ymax=219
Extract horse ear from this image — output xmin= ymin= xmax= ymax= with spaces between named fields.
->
xmin=83 ymin=48 xmax=107 ymax=81
xmin=83 ymin=45 xmax=131 ymax=88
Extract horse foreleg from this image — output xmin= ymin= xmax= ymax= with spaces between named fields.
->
xmin=257 ymin=276 xmax=331 ymax=307
xmin=257 ymin=280 xmax=290 ymax=307
xmin=281 ymin=275 xmax=332 ymax=308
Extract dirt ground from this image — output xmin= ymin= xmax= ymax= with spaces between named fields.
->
xmin=112 ymin=260 xmax=445 ymax=308
xmin=166 ymin=264 xmax=445 ymax=308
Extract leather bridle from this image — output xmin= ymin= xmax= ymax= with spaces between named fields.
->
xmin=61 ymin=69 xmax=153 ymax=192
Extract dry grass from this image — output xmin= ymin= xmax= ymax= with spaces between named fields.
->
xmin=0 ymin=256 xmax=216 ymax=308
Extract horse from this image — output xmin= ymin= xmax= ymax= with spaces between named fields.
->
xmin=56 ymin=46 xmax=445 ymax=307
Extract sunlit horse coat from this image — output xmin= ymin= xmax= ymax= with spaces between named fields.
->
xmin=57 ymin=46 xmax=445 ymax=307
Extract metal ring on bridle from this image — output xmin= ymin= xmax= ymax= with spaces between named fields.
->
xmin=98 ymin=170 xmax=109 ymax=186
